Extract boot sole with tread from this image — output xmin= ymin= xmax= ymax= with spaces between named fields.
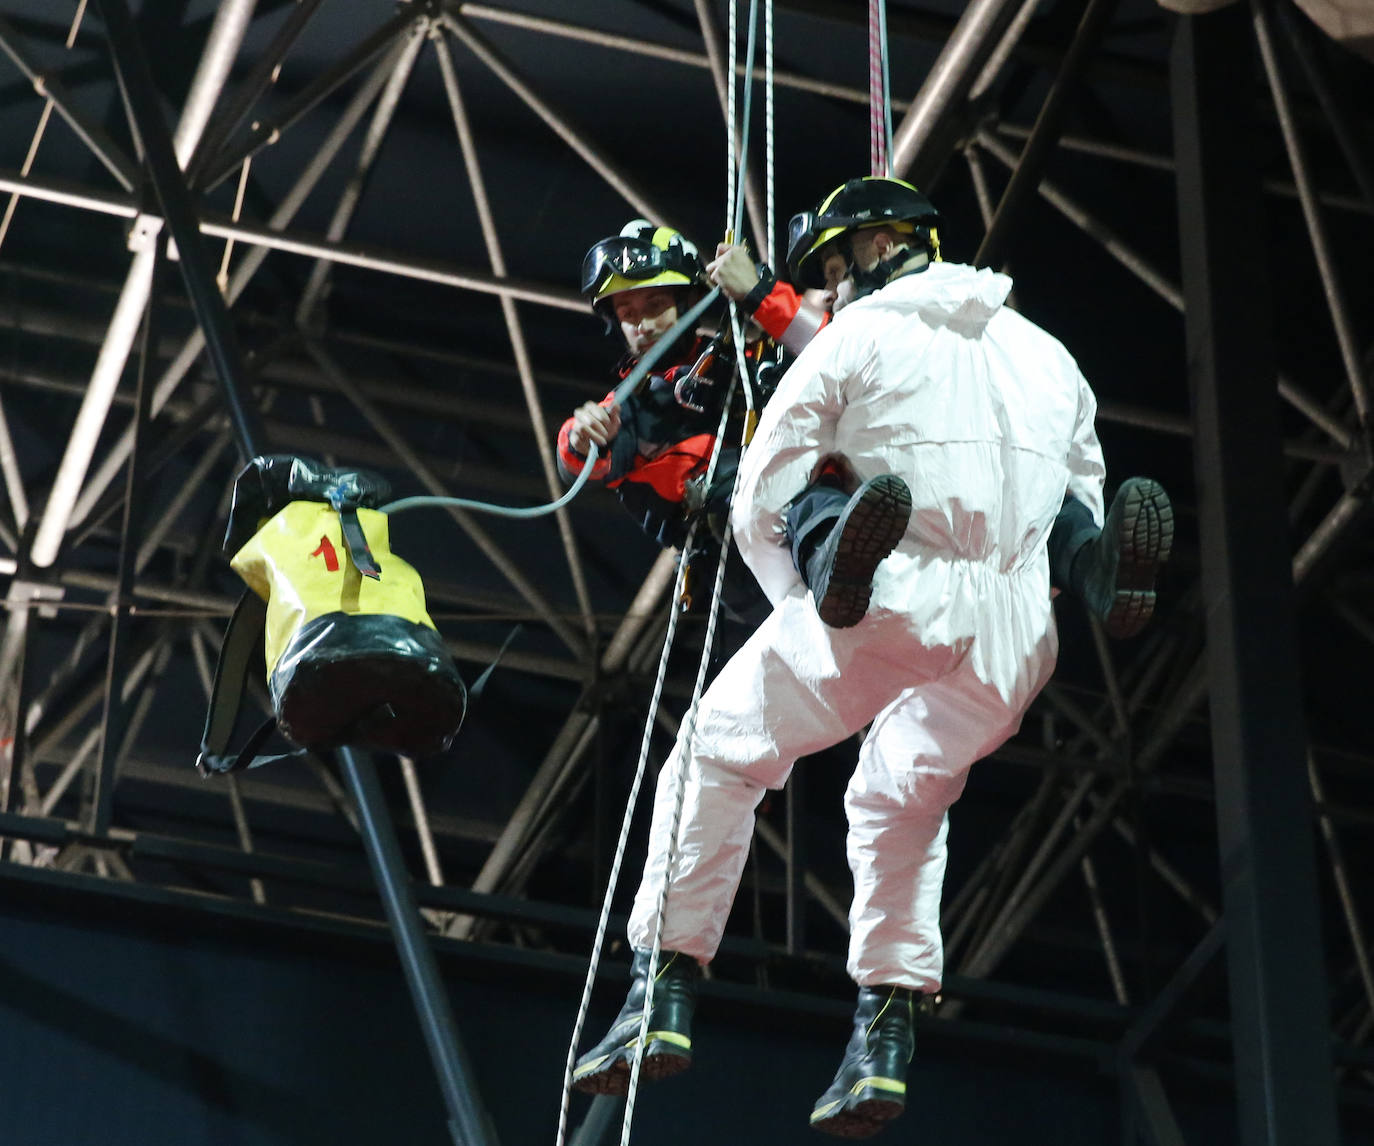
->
xmin=814 ymin=475 xmax=913 ymax=629
xmin=571 ymin=1037 xmax=691 ymax=1097
xmin=1099 ymin=477 xmax=1174 ymax=640
xmin=810 ymin=1084 xmax=905 ymax=1139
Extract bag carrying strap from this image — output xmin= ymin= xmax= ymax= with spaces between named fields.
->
xmin=197 ymin=590 xmax=304 ymax=775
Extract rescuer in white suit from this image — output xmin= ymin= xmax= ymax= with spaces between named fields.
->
xmin=572 ymin=177 xmax=1115 ymax=1138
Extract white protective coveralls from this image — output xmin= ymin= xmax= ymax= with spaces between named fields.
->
xmin=627 ymin=261 xmax=1106 ymax=991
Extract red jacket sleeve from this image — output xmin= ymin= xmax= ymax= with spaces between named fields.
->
xmin=752 ymin=279 xmax=830 ymax=354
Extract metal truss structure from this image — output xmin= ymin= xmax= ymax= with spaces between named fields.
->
xmin=0 ymin=1 xmax=1371 ymax=1142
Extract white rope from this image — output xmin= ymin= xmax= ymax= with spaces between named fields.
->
xmin=765 ymin=0 xmax=775 ymax=264
xmin=552 ymin=514 xmax=697 ymax=1146
xmin=553 ymin=316 xmax=750 ymax=1146
xmin=620 ymin=381 xmax=742 ymax=1146
xmin=557 ymin=4 xmax=764 ymax=1141
xmin=726 ymin=0 xmax=737 ymax=239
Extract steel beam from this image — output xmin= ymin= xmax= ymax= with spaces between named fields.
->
xmin=976 ymin=127 xmax=1356 ymax=451
xmin=95 ymin=0 xmax=263 ymax=461
xmin=442 ymin=9 xmax=666 ymax=224
xmin=30 ymin=0 xmax=256 ymax=568
xmin=64 ymin=32 xmax=415 ymax=532
xmin=0 ymin=12 xmax=139 ymax=190
xmin=891 ymin=0 xmax=1026 ymax=186
xmin=1252 ymin=0 xmax=1372 ymax=431
xmin=186 ymin=0 xmax=329 ymax=187
xmin=198 ymin=9 xmax=417 ymax=192
xmin=975 ymin=0 xmax=1121 ymax=271
xmin=89 ymin=231 xmax=163 ymax=836
xmin=295 ymin=19 xmax=427 ymax=325
xmin=331 ymin=745 xmax=498 ymax=1146
xmin=1172 ymin=11 xmax=1340 ymax=1143
xmin=432 ymin=29 xmax=597 ymax=643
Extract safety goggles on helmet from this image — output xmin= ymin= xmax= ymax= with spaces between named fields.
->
xmin=581 ymin=237 xmax=671 ymax=296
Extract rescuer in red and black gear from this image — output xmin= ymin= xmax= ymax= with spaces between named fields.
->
xmin=557 ymin=219 xmax=774 ymax=624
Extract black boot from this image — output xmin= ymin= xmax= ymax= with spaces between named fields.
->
xmin=571 ymin=949 xmax=699 ymax=1096
xmin=805 ymin=474 xmax=912 ymax=629
xmin=1068 ymin=478 xmax=1174 ymax=639
xmin=810 ymin=986 xmax=915 ymax=1139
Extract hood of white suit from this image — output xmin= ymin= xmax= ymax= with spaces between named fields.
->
xmin=853 ymin=260 xmax=1013 ymax=338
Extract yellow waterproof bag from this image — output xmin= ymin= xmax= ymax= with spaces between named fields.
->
xmin=198 ymin=456 xmax=466 ymax=772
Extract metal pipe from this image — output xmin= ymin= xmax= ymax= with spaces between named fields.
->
xmin=891 ymin=0 xmax=1026 ymax=183
xmin=752 ymin=816 xmax=849 ymax=930
xmin=170 ymin=0 xmax=260 ymax=168
xmin=0 ymin=13 xmax=139 ymax=190
xmin=959 ymin=778 xmax=1129 ymax=980
xmin=1252 ymin=0 xmax=1372 ymax=428
xmin=97 ymin=0 xmax=263 ymax=461
xmin=432 ymin=29 xmax=597 ymax=644
xmin=198 ymin=9 xmax=416 ymax=192
xmin=1108 ymin=810 xmax=1219 ymax=924
xmin=0 ymin=391 xmax=28 ymax=529
xmin=995 ymin=120 xmax=1374 ymax=214
xmin=1088 ymin=619 xmax=1129 ymax=738
xmin=303 ymin=338 xmax=588 ymax=659
xmin=458 ymin=2 xmax=896 ymax=112
xmin=964 ymin=772 xmax=1097 ymax=971
xmin=969 ymin=0 xmax=1042 ymax=101
xmin=30 ymin=246 xmax=154 ymax=568
xmin=400 ymin=755 xmax=446 ymax=889
xmin=976 ymin=128 xmax=1355 ymax=450
xmin=442 ymin=11 xmax=665 ymax=224
xmin=1292 ymin=490 xmax=1370 ymax=585
xmin=1076 ymin=816 xmax=1129 ymax=1005
xmin=456 ymin=709 xmax=601 ymax=934
xmin=978 ymin=127 xmax=1181 ymax=303
xmin=600 ymin=551 xmax=677 ymax=672
xmin=974 ymin=0 xmax=1122 ymax=271
xmin=186 ymin=0 xmax=328 ymax=186
xmin=1273 ymin=0 xmax=1374 ymax=210
xmin=447 ymin=706 xmax=597 ymax=938
xmin=332 ymin=746 xmax=498 ymax=1146
xmin=134 ymin=430 xmax=232 ymax=573
xmin=1310 ymin=753 xmax=1374 ymax=1033
xmin=0 ymin=169 xmax=611 ymax=315
xmin=65 ymin=32 xmax=413 ymax=531
xmin=295 ymin=19 xmax=427 ymax=325
xmin=30 ymin=0 xmax=257 ymax=568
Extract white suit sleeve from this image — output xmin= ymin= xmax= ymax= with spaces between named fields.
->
xmin=1065 ymin=370 xmax=1107 ymax=527
xmin=731 ymin=336 xmax=853 ymax=604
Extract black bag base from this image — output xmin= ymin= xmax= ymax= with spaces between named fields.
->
xmin=270 ymin=612 xmax=466 ymax=759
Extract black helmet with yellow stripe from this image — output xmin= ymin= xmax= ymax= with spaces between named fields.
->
xmin=581 ymin=219 xmax=706 ymax=327
xmin=786 ymin=177 xmax=941 ymax=289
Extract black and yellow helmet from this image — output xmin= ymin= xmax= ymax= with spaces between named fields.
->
xmin=580 ymin=220 xmax=706 ymax=322
xmin=786 ymin=177 xmax=941 ymax=289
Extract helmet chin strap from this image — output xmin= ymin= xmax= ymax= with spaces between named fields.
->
xmin=849 ymin=246 xmax=931 ymax=299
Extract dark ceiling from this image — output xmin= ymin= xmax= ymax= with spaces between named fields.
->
xmin=0 ymin=0 xmax=1372 ymax=1135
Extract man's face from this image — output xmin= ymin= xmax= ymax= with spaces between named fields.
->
xmin=820 ymin=243 xmax=850 ymax=293
xmin=613 ymin=286 xmax=681 ymax=356
xmin=848 ymin=227 xmax=882 ymax=273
